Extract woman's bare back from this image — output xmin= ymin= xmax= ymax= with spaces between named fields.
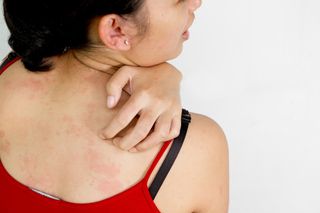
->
xmin=0 ymin=59 xmax=228 ymax=212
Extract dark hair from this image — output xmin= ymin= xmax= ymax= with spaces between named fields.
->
xmin=3 ymin=0 xmax=145 ymax=72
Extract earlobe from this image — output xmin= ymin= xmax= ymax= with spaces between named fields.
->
xmin=98 ymin=15 xmax=131 ymax=51
xmin=115 ymin=37 xmax=131 ymax=51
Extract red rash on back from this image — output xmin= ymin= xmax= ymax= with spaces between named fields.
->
xmin=20 ymin=78 xmax=45 ymax=91
xmin=84 ymin=146 xmax=125 ymax=195
xmin=3 ymin=77 xmax=48 ymax=100
xmin=3 ymin=75 xmax=45 ymax=94
xmin=85 ymin=148 xmax=121 ymax=177
xmin=62 ymin=115 xmax=85 ymax=137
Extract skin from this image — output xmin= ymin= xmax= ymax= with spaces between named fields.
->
xmin=102 ymin=63 xmax=183 ymax=152
xmin=0 ymin=0 xmax=228 ymax=212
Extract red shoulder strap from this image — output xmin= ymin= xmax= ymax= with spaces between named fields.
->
xmin=143 ymin=140 xmax=172 ymax=182
xmin=0 ymin=52 xmax=20 ymax=75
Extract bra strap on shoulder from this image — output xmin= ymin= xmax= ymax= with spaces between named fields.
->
xmin=148 ymin=108 xmax=191 ymax=200
xmin=0 ymin=52 xmax=19 ymax=74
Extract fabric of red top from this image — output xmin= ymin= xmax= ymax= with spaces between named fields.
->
xmin=0 ymin=57 xmax=173 ymax=212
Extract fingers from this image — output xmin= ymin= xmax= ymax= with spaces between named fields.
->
xmin=106 ymin=66 xmax=136 ymax=108
xmin=133 ymin=111 xmax=182 ymax=152
xmin=111 ymin=109 xmax=161 ymax=151
xmin=99 ymin=93 xmax=144 ymax=139
xmin=169 ymin=113 xmax=182 ymax=139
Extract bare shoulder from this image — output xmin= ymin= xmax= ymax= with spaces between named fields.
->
xmin=188 ymin=112 xmax=228 ymax=150
xmin=154 ymin=112 xmax=228 ymax=213
xmin=185 ymin=112 xmax=229 ymax=213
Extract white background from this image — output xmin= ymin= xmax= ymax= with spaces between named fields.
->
xmin=1 ymin=1 xmax=320 ymax=212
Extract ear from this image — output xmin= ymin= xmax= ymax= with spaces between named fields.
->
xmin=98 ymin=15 xmax=132 ymax=51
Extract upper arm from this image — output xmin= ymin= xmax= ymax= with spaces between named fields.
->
xmin=190 ymin=113 xmax=229 ymax=213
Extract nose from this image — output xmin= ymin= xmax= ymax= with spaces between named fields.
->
xmin=190 ymin=0 xmax=202 ymax=12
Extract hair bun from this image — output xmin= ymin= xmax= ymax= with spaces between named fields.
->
xmin=8 ymin=31 xmax=67 ymax=71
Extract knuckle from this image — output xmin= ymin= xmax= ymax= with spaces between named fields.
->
xmin=152 ymin=95 xmax=165 ymax=104
xmin=154 ymin=99 xmax=166 ymax=109
xmin=172 ymin=104 xmax=180 ymax=110
xmin=158 ymin=129 xmax=168 ymax=139
xmin=143 ymin=110 xmax=157 ymax=120
xmin=130 ymin=99 xmax=142 ymax=111
xmin=139 ymin=90 xmax=150 ymax=100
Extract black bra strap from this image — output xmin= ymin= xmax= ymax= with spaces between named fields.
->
xmin=0 ymin=52 xmax=18 ymax=71
xmin=149 ymin=108 xmax=191 ymax=200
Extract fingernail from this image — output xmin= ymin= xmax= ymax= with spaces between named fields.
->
xmin=129 ymin=147 xmax=138 ymax=153
xmin=99 ymin=133 xmax=107 ymax=140
xmin=107 ymin=96 xmax=115 ymax=108
xmin=112 ymin=137 xmax=119 ymax=145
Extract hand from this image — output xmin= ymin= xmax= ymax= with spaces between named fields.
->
xmin=99 ymin=63 xmax=183 ymax=152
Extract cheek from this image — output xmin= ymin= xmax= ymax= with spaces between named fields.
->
xmin=128 ymin=10 xmax=187 ymax=66
xmin=152 ymin=32 xmax=184 ymax=62
xmin=149 ymin=13 xmax=187 ymax=54
xmin=131 ymin=29 xmax=184 ymax=66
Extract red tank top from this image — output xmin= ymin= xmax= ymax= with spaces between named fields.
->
xmin=0 ymin=53 xmax=191 ymax=213
xmin=0 ymin=142 xmax=171 ymax=213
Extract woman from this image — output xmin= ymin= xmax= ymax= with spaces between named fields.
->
xmin=0 ymin=0 xmax=228 ymax=212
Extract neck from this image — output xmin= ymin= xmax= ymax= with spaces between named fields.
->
xmin=71 ymin=50 xmax=120 ymax=76
xmin=69 ymin=48 xmax=138 ymax=75
xmin=46 ymin=50 xmax=133 ymax=101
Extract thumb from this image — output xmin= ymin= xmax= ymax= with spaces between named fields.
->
xmin=106 ymin=66 xmax=136 ymax=108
